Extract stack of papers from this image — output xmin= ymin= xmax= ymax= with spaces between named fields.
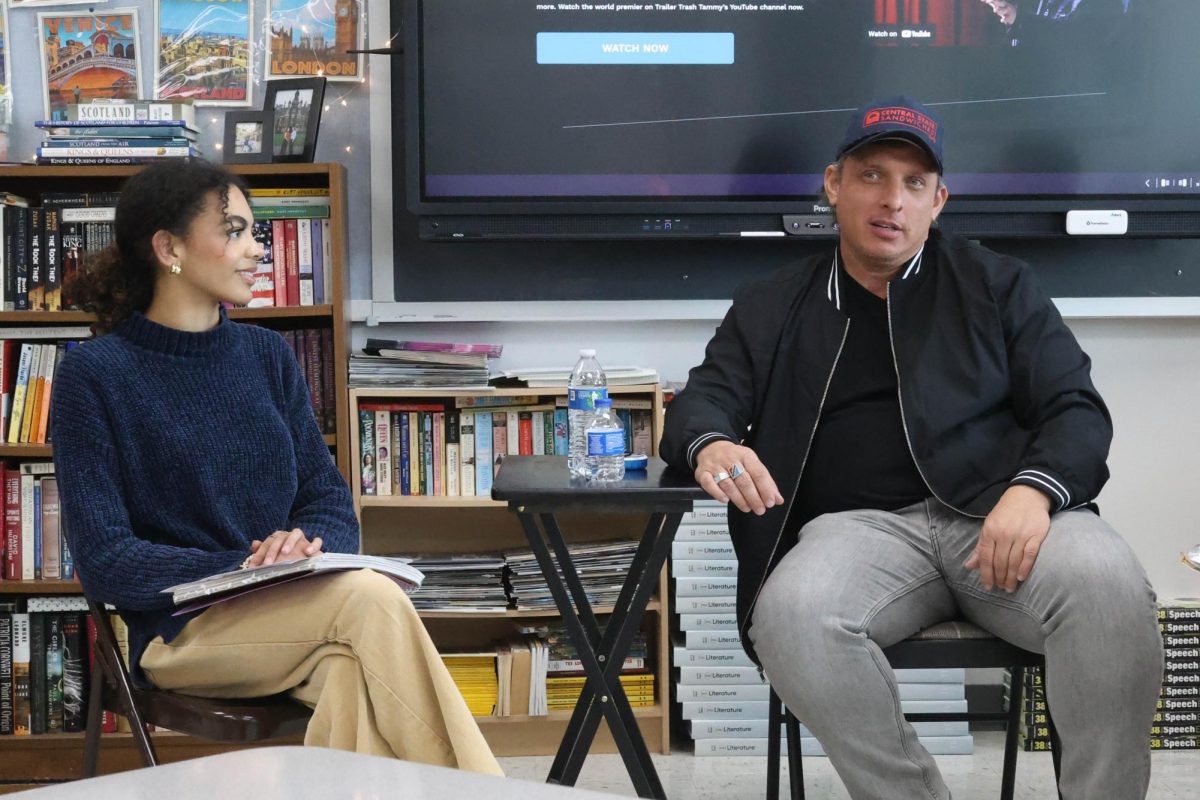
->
xmin=404 ymin=553 xmax=509 ymax=612
xmin=349 ymin=355 xmax=490 ymax=389
xmin=496 ymin=365 xmax=660 ymax=388
xmin=504 ymin=540 xmax=640 ymax=611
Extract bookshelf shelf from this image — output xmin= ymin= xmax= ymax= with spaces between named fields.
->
xmin=0 ymin=579 xmax=83 ymax=594
xmin=417 ymin=600 xmax=661 ymax=620
xmin=359 ymin=495 xmax=507 ymax=509
xmin=0 ymin=163 xmax=352 ymax=783
xmin=349 ymin=384 xmax=671 ymax=757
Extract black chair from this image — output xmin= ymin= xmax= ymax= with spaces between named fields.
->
xmin=765 ymin=620 xmax=1063 ymax=800
xmin=83 ymin=600 xmax=313 ymax=777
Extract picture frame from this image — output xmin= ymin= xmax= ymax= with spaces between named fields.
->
xmin=38 ymin=9 xmax=144 ymax=121
xmin=222 ymin=110 xmax=272 ymax=164
xmin=262 ymin=77 xmax=325 ymax=163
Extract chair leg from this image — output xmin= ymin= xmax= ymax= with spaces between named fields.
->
xmin=767 ymin=689 xmax=782 ymax=800
xmin=785 ymin=709 xmax=804 ymax=800
xmin=1000 ymin=667 xmax=1023 ymax=800
xmin=82 ymin=664 xmax=105 ymax=778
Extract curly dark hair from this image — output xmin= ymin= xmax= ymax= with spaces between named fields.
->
xmin=66 ymin=160 xmax=251 ymax=335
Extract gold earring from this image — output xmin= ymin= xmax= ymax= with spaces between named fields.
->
xmin=170 ymin=263 xmax=182 ymax=275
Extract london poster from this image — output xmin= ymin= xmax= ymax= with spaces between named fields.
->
xmin=266 ymin=0 xmax=362 ymax=82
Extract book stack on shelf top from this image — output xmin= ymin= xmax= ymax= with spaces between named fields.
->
xmin=1017 ymin=600 xmax=1200 ymax=753
xmin=35 ymin=99 xmax=201 ymax=166
xmin=504 ymin=540 xmax=640 ymax=611
xmin=350 ymin=339 xmax=502 ymax=390
xmin=495 ymin=364 xmax=660 ymax=388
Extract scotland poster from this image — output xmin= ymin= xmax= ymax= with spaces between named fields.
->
xmin=157 ymin=0 xmax=253 ymax=106
xmin=38 ymin=11 xmax=143 ymax=120
xmin=266 ymin=0 xmax=362 ymax=82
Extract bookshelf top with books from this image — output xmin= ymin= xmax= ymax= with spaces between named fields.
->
xmin=349 ymin=384 xmax=662 ymax=399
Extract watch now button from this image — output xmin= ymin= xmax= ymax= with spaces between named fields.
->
xmin=537 ymin=32 xmax=734 ymax=64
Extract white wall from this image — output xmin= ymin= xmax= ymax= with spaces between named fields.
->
xmin=356 ymin=316 xmax=1200 ymax=602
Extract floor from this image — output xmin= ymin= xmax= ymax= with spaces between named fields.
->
xmin=498 ymin=732 xmax=1200 ymax=799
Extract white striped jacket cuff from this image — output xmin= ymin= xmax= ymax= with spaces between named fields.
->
xmin=1010 ymin=469 xmax=1071 ymax=512
xmin=687 ymin=432 xmax=735 ymax=470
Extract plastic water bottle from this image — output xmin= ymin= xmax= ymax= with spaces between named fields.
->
xmin=567 ymin=348 xmax=607 ymax=478
xmin=585 ymin=398 xmax=626 ymax=482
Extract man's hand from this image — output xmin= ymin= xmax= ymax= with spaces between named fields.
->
xmin=983 ymin=0 xmax=1018 ymax=26
xmin=695 ymin=440 xmax=785 ymax=516
xmin=247 ymin=528 xmax=324 ymax=568
xmin=965 ymin=485 xmax=1052 ymax=592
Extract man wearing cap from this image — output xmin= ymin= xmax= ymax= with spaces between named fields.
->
xmin=661 ymin=96 xmax=1162 ymax=798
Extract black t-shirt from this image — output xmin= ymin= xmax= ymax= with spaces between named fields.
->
xmin=792 ymin=261 xmax=931 ymax=522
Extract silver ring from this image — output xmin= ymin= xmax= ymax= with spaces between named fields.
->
xmin=729 ymin=463 xmax=745 ymax=480
xmin=713 ymin=471 xmax=731 ymax=483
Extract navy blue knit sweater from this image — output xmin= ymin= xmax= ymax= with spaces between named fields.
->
xmin=49 ymin=310 xmax=359 ymax=681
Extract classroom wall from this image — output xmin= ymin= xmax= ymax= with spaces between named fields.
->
xmin=6 ymin=0 xmax=1196 ymax=602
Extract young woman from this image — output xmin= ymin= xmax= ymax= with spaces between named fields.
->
xmin=50 ymin=160 xmax=501 ymax=774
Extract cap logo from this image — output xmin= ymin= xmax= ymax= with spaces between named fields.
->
xmin=863 ymin=106 xmax=938 ymax=142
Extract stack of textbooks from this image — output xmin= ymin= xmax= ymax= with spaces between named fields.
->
xmin=35 ymin=99 xmax=200 ymax=166
xmin=403 ymin=553 xmax=509 ymax=613
xmin=349 ymin=339 xmax=502 ymax=390
xmin=504 ymin=540 xmax=640 ymax=611
xmin=1017 ymin=600 xmax=1200 ymax=752
xmin=441 ymin=652 xmax=500 ymax=716
xmin=541 ymin=621 xmax=654 ymax=712
xmin=675 ymin=500 xmax=973 ymax=756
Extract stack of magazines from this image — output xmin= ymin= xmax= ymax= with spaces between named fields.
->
xmin=404 ymin=553 xmax=510 ymax=613
xmin=163 ymin=553 xmax=424 ymax=614
xmin=504 ymin=540 xmax=640 ymax=611
xmin=349 ymin=338 xmax=502 ymax=389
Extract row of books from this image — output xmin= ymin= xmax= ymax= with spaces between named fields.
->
xmin=1 ymin=333 xmax=89 ymax=444
xmin=36 ymin=100 xmax=201 ymax=166
xmin=1017 ymin=601 xmax=1200 ymax=751
xmin=0 ymin=192 xmax=118 ymax=312
xmin=277 ymin=326 xmax=338 ymax=436
xmin=673 ymin=500 xmax=974 ymax=757
xmin=441 ymin=628 xmax=654 ymax=719
xmin=245 ymin=189 xmax=335 ymax=309
xmin=0 ymin=597 xmax=87 ymax=736
xmin=1 ymin=463 xmax=69 ymax=583
xmin=357 ymin=397 xmax=654 ymax=497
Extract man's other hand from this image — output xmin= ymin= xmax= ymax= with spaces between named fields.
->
xmin=695 ymin=440 xmax=785 ymax=516
xmin=965 ymin=485 xmax=1052 ymax=592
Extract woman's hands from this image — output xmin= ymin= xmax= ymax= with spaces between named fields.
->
xmin=246 ymin=528 xmax=324 ymax=568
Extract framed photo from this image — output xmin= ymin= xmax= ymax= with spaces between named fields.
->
xmin=155 ymin=0 xmax=253 ymax=106
xmin=263 ymin=77 xmax=325 ymax=163
xmin=223 ymin=110 xmax=272 ymax=164
xmin=265 ymin=0 xmax=363 ymax=82
xmin=38 ymin=9 xmax=144 ymax=120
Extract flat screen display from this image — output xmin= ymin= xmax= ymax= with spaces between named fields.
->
xmin=409 ymin=0 xmax=1198 ymax=210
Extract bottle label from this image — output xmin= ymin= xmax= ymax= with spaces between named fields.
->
xmin=568 ymin=387 xmax=607 ymax=412
xmin=587 ymin=429 xmax=625 ymax=457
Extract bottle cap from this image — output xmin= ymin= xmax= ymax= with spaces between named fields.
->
xmin=580 ymin=348 xmax=596 ymax=357
xmin=624 ymin=453 xmax=649 ymax=471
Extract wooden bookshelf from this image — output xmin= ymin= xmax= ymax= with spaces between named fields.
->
xmin=0 ymin=163 xmax=352 ymax=782
xmin=349 ymin=385 xmax=672 ymax=757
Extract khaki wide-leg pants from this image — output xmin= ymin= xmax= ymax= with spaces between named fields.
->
xmin=141 ymin=568 xmax=503 ymax=775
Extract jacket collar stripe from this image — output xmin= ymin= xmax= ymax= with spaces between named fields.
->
xmin=828 ymin=243 xmax=927 ymax=310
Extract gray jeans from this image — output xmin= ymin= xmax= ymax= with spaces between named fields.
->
xmin=749 ymin=499 xmax=1163 ymax=800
